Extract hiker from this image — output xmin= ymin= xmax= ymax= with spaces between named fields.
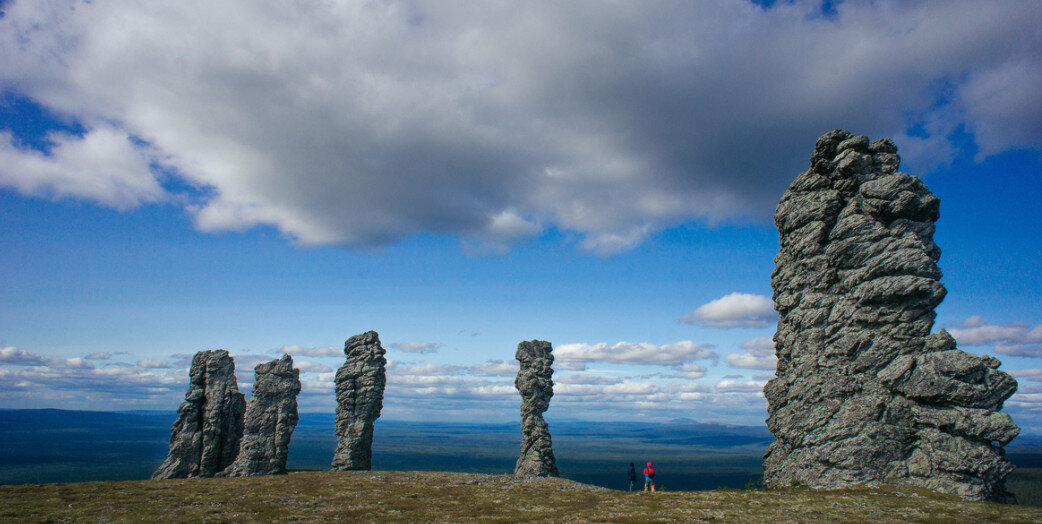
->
xmin=627 ymin=462 xmax=637 ymax=491
xmin=643 ymin=461 xmax=656 ymax=492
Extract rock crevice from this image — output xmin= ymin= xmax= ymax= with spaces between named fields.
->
xmin=764 ymin=130 xmax=1019 ymax=502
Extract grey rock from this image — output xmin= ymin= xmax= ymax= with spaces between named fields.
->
xmin=331 ymin=331 xmax=387 ymax=471
xmin=763 ymin=129 xmax=1019 ymax=502
xmin=152 ymin=350 xmax=246 ymax=479
xmin=220 ymin=354 xmax=301 ymax=477
xmin=514 ymin=340 xmax=559 ymax=477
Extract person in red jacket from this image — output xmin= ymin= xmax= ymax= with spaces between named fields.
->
xmin=643 ymin=462 xmax=656 ymax=492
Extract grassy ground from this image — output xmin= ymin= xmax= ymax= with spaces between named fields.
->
xmin=2 ymin=470 xmax=1041 ymax=522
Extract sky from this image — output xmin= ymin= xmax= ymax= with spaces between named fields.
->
xmin=1 ymin=0 xmax=1041 ymax=430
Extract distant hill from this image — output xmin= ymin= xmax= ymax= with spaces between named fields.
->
xmin=2 ymin=470 xmax=1040 ymax=522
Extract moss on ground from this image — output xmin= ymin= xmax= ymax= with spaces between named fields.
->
xmin=1 ymin=470 xmax=1040 ymax=522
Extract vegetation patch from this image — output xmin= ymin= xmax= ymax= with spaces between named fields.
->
xmin=3 ymin=470 xmax=1041 ymax=522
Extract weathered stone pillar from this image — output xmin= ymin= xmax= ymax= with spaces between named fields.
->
xmin=220 ymin=354 xmax=301 ymax=477
xmin=514 ymin=339 xmax=559 ymax=477
xmin=763 ymin=130 xmax=1018 ymax=502
xmin=153 ymin=350 xmax=245 ymax=479
xmin=331 ymin=331 xmax=387 ymax=471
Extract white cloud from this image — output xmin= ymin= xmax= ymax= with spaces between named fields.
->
xmin=0 ymin=127 xmax=163 ymax=209
xmin=556 ymin=373 xmax=623 ymax=385
xmin=293 ymin=360 xmax=332 ymax=374
xmin=714 ymin=379 xmax=766 ymax=393
xmin=468 ymin=359 xmax=518 ymax=377
xmin=947 ymin=316 xmax=1042 ymax=357
xmin=0 ymin=346 xmax=48 ymax=366
xmin=137 ymin=358 xmax=171 ymax=369
xmin=1012 ymin=369 xmax=1042 ymax=383
xmin=724 ymin=336 xmax=778 ymax=370
xmin=389 ymin=341 xmax=439 ymax=354
xmin=680 ymin=293 xmax=776 ymax=328
xmin=1 ymin=1 xmax=1038 ymax=254
xmin=84 ymin=352 xmax=112 ymax=360
xmin=663 ymin=363 xmax=708 ymax=380
xmin=556 ymin=340 xmax=718 ymax=367
xmin=388 ymin=362 xmax=466 ymax=377
xmin=231 ymin=353 xmax=279 ymax=372
xmin=279 ymin=345 xmax=341 ymax=357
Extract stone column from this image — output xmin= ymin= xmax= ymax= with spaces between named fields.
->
xmin=763 ymin=130 xmax=1018 ymax=502
xmin=331 ymin=331 xmax=387 ymax=471
xmin=514 ymin=339 xmax=559 ymax=477
xmin=153 ymin=350 xmax=245 ymax=479
xmin=221 ymin=354 xmax=301 ymax=477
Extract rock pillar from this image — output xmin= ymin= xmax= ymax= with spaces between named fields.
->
xmin=763 ymin=130 xmax=1019 ymax=502
xmin=331 ymin=331 xmax=387 ymax=471
xmin=514 ymin=339 xmax=559 ymax=477
xmin=220 ymin=354 xmax=301 ymax=477
xmin=153 ymin=350 xmax=246 ymax=479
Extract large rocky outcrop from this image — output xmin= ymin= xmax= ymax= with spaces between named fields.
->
xmin=514 ymin=340 xmax=559 ymax=477
xmin=331 ymin=331 xmax=387 ymax=471
xmin=220 ymin=354 xmax=301 ymax=477
xmin=763 ymin=130 xmax=1019 ymax=502
xmin=153 ymin=350 xmax=246 ymax=479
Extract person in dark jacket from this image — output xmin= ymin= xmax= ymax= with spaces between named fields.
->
xmin=627 ymin=462 xmax=637 ymax=491
xmin=643 ymin=462 xmax=656 ymax=492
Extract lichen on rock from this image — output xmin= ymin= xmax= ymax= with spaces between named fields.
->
xmin=220 ymin=354 xmax=301 ymax=477
xmin=331 ymin=331 xmax=387 ymax=471
xmin=514 ymin=339 xmax=559 ymax=478
xmin=152 ymin=349 xmax=246 ymax=479
xmin=763 ymin=129 xmax=1019 ymax=502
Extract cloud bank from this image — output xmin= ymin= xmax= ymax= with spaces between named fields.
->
xmin=1 ymin=1 xmax=1040 ymax=254
xmin=680 ymin=293 xmax=777 ymax=328
xmin=948 ymin=316 xmax=1042 ymax=357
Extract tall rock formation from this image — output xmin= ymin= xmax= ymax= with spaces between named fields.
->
xmin=764 ymin=130 xmax=1019 ymax=502
xmin=331 ymin=331 xmax=387 ymax=471
xmin=514 ymin=339 xmax=559 ymax=478
xmin=153 ymin=350 xmax=246 ymax=479
xmin=220 ymin=354 xmax=301 ymax=477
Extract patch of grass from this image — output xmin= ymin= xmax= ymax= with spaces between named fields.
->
xmin=2 ymin=470 xmax=1040 ymax=522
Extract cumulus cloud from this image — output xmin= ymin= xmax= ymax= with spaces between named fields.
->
xmin=279 ymin=345 xmax=342 ymax=357
xmin=947 ymin=316 xmax=1042 ymax=357
xmin=0 ymin=346 xmax=48 ymax=366
xmin=1 ymin=2 xmax=1039 ymax=254
xmin=0 ymin=351 xmax=190 ymax=409
xmin=1012 ymin=369 xmax=1042 ymax=383
xmin=468 ymin=359 xmax=518 ymax=377
xmin=714 ymin=379 xmax=766 ymax=393
xmin=680 ymin=293 xmax=776 ymax=328
xmin=136 ymin=358 xmax=172 ymax=369
xmin=664 ymin=363 xmax=708 ymax=380
xmin=724 ymin=336 xmax=778 ymax=370
xmin=389 ymin=341 xmax=439 ymax=354
xmin=556 ymin=373 xmax=624 ymax=385
xmin=84 ymin=352 xmax=112 ymax=360
xmin=556 ymin=341 xmax=718 ymax=367
xmin=294 ymin=360 xmax=333 ymax=374
xmin=0 ymin=126 xmax=163 ymax=209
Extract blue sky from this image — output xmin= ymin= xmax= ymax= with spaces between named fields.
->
xmin=1 ymin=0 xmax=1041 ymax=430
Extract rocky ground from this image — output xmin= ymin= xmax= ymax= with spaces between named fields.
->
xmin=2 ymin=470 xmax=1041 ymax=522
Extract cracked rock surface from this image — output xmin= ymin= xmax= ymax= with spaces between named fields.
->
xmin=514 ymin=340 xmax=559 ymax=478
xmin=763 ymin=130 xmax=1019 ymax=502
xmin=220 ymin=354 xmax=301 ymax=477
xmin=331 ymin=331 xmax=387 ymax=471
xmin=153 ymin=350 xmax=246 ymax=479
